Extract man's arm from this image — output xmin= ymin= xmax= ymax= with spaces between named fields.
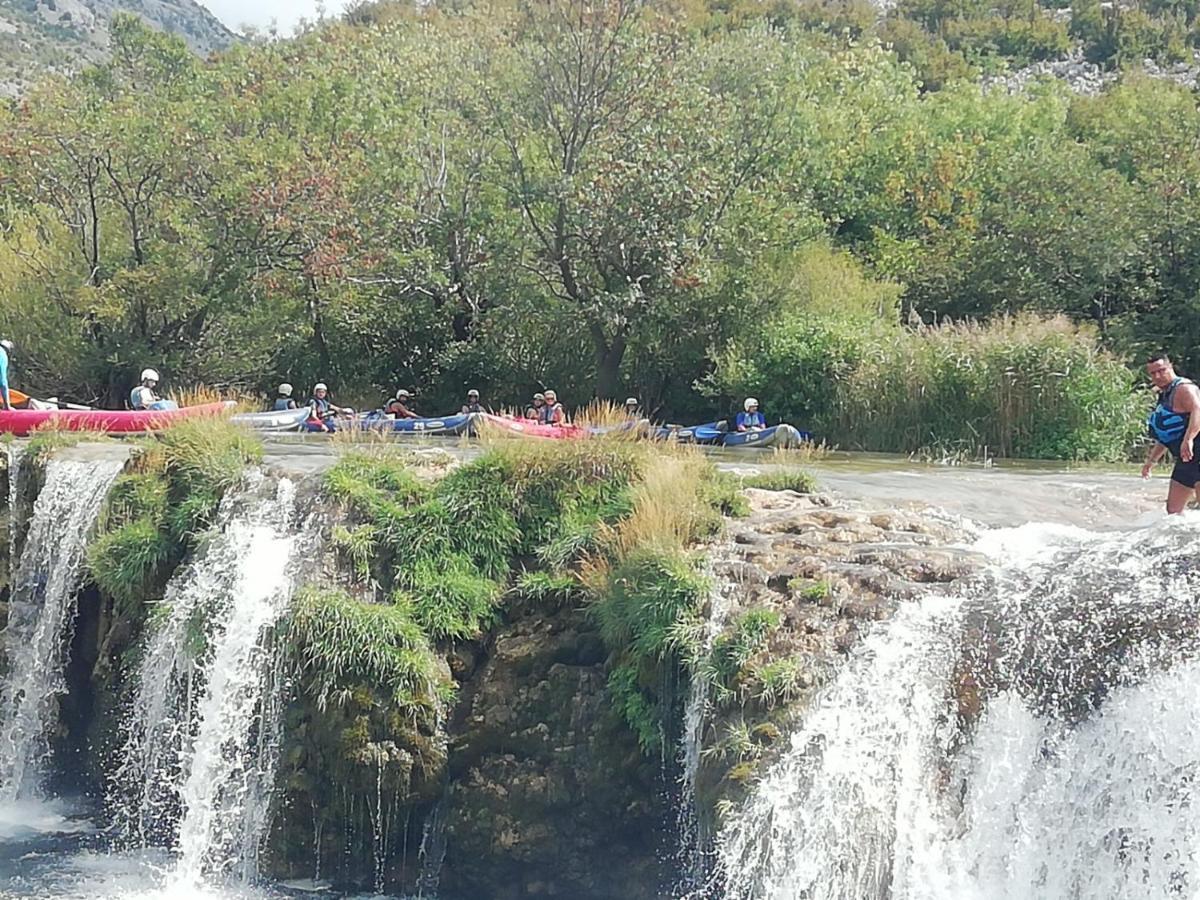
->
xmin=1179 ymin=384 xmax=1200 ymax=462
xmin=1143 ymin=442 xmax=1168 ymax=477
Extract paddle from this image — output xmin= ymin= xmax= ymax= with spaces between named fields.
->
xmin=5 ymin=389 xmax=92 ymax=411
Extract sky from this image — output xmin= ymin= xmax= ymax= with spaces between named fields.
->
xmin=202 ymin=0 xmax=354 ymax=35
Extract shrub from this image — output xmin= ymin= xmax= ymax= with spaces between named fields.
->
xmin=707 ymin=313 xmax=1142 ymax=460
xmin=289 ymin=586 xmax=450 ymax=714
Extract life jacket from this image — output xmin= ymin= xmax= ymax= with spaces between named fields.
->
xmin=1148 ymin=377 xmax=1193 ymax=445
xmin=309 ymin=397 xmax=332 ymax=422
xmin=273 ymin=397 xmax=296 ymax=411
xmin=541 ymin=403 xmax=563 ymax=425
xmin=463 ymin=401 xmax=484 ymax=414
xmin=130 ymin=385 xmax=158 ymax=410
xmin=737 ymin=411 xmax=765 ymax=429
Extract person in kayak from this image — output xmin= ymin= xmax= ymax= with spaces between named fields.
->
xmin=386 ymin=389 xmax=419 ymax=418
xmin=461 ymin=389 xmax=486 ymax=414
xmin=525 ymin=392 xmax=545 ymax=420
xmin=1142 ymin=353 xmax=1200 ymax=513
xmin=130 ymin=369 xmax=179 ymax=411
xmin=273 ymin=383 xmax=297 ymax=411
xmin=0 ymin=339 xmax=13 ymax=411
xmin=625 ymin=397 xmax=641 ymax=418
xmin=305 ymin=382 xmax=352 ymax=433
xmin=541 ymin=389 xmax=566 ymax=426
xmin=736 ymin=397 xmax=766 ymax=432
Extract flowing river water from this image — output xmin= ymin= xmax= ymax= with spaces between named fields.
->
xmin=0 ymin=442 xmax=1190 ymax=899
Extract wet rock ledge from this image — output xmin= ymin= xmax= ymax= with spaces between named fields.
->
xmin=691 ymin=488 xmax=984 ymax=822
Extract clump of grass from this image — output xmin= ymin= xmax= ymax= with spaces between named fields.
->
xmin=87 ymin=419 xmax=262 ymax=617
xmin=750 ymin=656 xmax=810 ymax=708
xmin=289 ymin=586 xmax=451 ymax=714
xmin=703 ymin=608 xmax=782 ymax=705
xmin=742 ymin=469 xmax=817 ymax=493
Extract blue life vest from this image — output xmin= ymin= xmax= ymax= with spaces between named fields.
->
xmin=273 ymin=397 xmax=296 ymax=411
xmin=1148 ymin=377 xmax=1192 ymax=445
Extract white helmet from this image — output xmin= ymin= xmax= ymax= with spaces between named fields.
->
xmin=744 ymin=397 xmax=759 ymax=411
xmin=396 ymin=389 xmax=410 ymax=399
xmin=141 ymin=368 xmax=160 ymax=383
xmin=625 ymin=397 xmax=638 ymax=406
xmin=0 ymin=340 xmax=13 ymax=352
xmin=278 ymin=383 xmax=293 ymax=397
xmin=314 ymin=382 xmax=328 ymax=392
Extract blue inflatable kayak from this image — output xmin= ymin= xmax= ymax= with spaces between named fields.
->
xmin=359 ymin=412 xmax=476 ymax=436
xmin=654 ymin=421 xmax=810 ymax=449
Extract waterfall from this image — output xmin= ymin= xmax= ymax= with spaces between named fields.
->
xmin=0 ymin=454 xmax=123 ymax=802
xmin=112 ymin=474 xmax=304 ymax=887
xmin=677 ymin=556 xmax=740 ymax=885
xmin=710 ymin=518 xmax=1200 ymax=900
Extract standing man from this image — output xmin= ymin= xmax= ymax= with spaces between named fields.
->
xmin=1142 ymin=353 xmax=1200 ymax=514
xmin=0 ymin=340 xmax=13 ymax=410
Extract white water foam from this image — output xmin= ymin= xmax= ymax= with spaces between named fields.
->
xmin=113 ymin=475 xmax=303 ymax=891
xmin=712 ymin=518 xmax=1200 ymax=900
xmin=0 ymin=455 xmax=124 ymax=803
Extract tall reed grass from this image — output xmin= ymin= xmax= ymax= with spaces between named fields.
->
xmin=708 ymin=313 xmax=1143 ymax=461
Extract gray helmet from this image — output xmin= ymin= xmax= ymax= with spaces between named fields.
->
xmin=467 ymin=389 xmax=480 ymax=398
xmin=396 ymin=389 xmax=411 ymax=399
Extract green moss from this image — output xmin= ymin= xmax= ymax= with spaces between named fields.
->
xmin=789 ymin=578 xmax=831 ymax=602
xmin=742 ymin=469 xmax=817 ymax=494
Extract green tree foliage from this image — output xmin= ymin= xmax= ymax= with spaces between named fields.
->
xmin=0 ymin=6 xmax=1197 ymax=453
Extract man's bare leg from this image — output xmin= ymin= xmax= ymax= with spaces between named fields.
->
xmin=1166 ymin=479 xmax=1193 ymax=514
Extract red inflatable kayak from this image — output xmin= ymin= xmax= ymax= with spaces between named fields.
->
xmin=0 ymin=402 xmax=230 ymax=437
xmin=476 ymin=413 xmax=589 ymax=440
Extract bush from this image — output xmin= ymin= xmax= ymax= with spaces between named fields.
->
xmin=289 ymin=586 xmax=450 ymax=713
xmin=707 ymin=313 xmax=1142 ymax=460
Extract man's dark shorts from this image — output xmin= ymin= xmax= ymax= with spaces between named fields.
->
xmin=1172 ymin=456 xmax=1200 ymax=488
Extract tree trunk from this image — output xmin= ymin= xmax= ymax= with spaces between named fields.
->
xmin=594 ymin=332 xmax=627 ymax=400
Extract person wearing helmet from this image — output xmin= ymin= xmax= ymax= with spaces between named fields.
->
xmin=0 ymin=339 xmax=13 ymax=411
xmin=541 ymin=389 xmax=565 ymax=426
xmin=524 ymin=392 xmax=546 ymax=420
xmin=385 ymin=389 xmax=418 ymax=419
xmin=305 ymin=382 xmax=351 ymax=433
xmin=624 ymin=397 xmax=641 ymax=419
xmin=461 ymin=389 xmax=487 ymax=415
xmin=736 ymin=397 xmax=766 ymax=432
xmin=130 ymin=368 xmax=178 ymax=411
xmin=273 ymin=383 xmax=297 ymax=411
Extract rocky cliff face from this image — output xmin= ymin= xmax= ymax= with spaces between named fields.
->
xmin=0 ymin=0 xmax=234 ymax=96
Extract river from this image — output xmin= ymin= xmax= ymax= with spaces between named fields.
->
xmin=0 ymin=442 xmax=1187 ymax=899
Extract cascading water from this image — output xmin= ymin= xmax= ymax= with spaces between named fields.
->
xmin=112 ymin=474 xmax=304 ymax=888
xmin=0 ymin=454 xmax=124 ymax=802
xmin=710 ymin=519 xmax=1200 ymax=900
xmin=677 ymin=555 xmax=741 ymax=884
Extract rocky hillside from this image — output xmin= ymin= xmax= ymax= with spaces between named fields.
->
xmin=0 ymin=0 xmax=234 ymax=96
